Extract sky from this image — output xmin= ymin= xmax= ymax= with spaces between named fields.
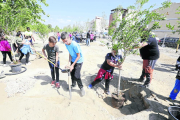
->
xmin=40 ymin=0 xmax=180 ymax=29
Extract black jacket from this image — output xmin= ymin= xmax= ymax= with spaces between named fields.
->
xmin=87 ymin=32 xmax=90 ymax=38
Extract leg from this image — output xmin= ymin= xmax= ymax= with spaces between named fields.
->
xmin=144 ymin=60 xmax=157 ymax=86
xmin=88 ymin=39 xmax=90 ymax=46
xmin=170 ymin=79 xmax=180 ymax=100
xmin=1 ymin=51 xmax=6 ymax=64
xmin=25 ymin=52 xmax=30 ymax=63
xmin=70 ymin=64 xmax=77 ymax=87
xmin=7 ymin=51 xmax=13 ymax=62
xmin=73 ymin=63 xmax=83 ymax=89
xmin=55 ymin=61 xmax=60 ymax=83
xmin=49 ymin=62 xmax=55 ymax=81
xmin=19 ymin=51 xmax=24 ymax=61
xmin=91 ymin=78 xmax=102 ymax=86
xmin=105 ymin=79 xmax=111 ymax=91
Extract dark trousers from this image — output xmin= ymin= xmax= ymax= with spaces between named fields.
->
xmin=71 ymin=62 xmax=83 ymax=89
xmin=1 ymin=51 xmax=13 ymax=64
xmin=91 ymin=78 xmax=111 ymax=91
xmin=49 ymin=61 xmax=60 ymax=82
xmin=19 ymin=52 xmax=30 ymax=63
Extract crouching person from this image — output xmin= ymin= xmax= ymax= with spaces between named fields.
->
xmin=88 ymin=45 xmax=122 ymax=95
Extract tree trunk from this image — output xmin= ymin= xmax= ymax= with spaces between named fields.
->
xmin=117 ymin=69 xmax=121 ymax=97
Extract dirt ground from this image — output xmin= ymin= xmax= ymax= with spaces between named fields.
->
xmin=0 ymin=33 xmax=180 ymax=120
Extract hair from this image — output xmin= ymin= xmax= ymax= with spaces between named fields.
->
xmin=27 ymin=27 xmax=30 ymax=30
xmin=16 ymin=31 xmax=21 ymax=37
xmin=61 ymin=32 xmax=69 ymax=40
xmin=49 ymin=36 xmax=57 ymax=43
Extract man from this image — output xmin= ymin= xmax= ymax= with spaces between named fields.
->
xmin=86 ymin=30 xmax=90 ymax=46
xmin=61 ymin=32 xmax=85 ymax=96
xmin=134 ymin=30 xmax=159 ymax=88
xmin=24 ymin=27 xmax=35 ymax=46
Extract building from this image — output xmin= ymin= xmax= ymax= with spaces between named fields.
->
xmin=109 ymin=8 xmax=128 ymax=28
xmin=89 ymin=16 xmax=108 ymax=33
xmin=149 ymin=2 xmax=180 ymax=38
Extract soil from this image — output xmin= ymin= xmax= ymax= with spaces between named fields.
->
xmin=0 ymin=33 xmax=180 ymax=120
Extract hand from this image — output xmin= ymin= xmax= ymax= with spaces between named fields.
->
xmin=70 ymin=65 xmax=74 ymax=72
xmin=55 ymin=62 xmax=58 ymax=67
xmin=117 ymin=64 xmax=122 ymax=70
xmin=44 ymin=57 xmax=47 ymax=60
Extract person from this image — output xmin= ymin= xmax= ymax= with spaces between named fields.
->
xmin=0 ymin=34 xmax=13 ymax=66
xmin=72 ymin=33 xmax=76 ymax=41
xmin=19 ymin=36 xmax=34 ymax=65
xmin=134 ymin=29 xmax=159 ymax=88
xmin=86 ymin=30 xmax=90 ymax=46
xmin=75 ymin=32 xmax=81 ymax=43
xmin=166 ymin=63 xmax=180 ymax=102
xmin=57 ymin=32 xmax=61 ymax=42
xmin=175 ymin=56 xmax=180 ymax=70
xmin=24 ymin=27 xmax=35 ymax=46
xmin=61 ymin=32 xmax=85 ymax=96
xmin=12 ymin=31 xmax=23 ymax=53
xmin=90 ymin=33 xmax=94 ymax=42
xmin=42 ymin=36 xmax=60 ymax=89
xmin=69 ymin=33 xmax=72 ymax=39
xmin=88 ymin=44 xmax=122 ymax=95
xmin=94 ymin=34 xmax=97 ymax=41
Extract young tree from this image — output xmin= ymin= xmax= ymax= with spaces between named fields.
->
xmin=109 ymin=0 xmax=171 ymax=96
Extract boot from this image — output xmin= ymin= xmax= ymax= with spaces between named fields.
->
xmin=138 ymin=69 xmax=146 ymax=82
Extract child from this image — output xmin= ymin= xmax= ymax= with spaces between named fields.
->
xmin=61 ymin=32 xmax=85 ymax=96
xmin=0 ymin=34 xmax=13 ymax=66
xmin=88 ymin=44 xmax=122 ymax=95
xmin=19 ymin=36 xmax=33 ymax=65
xmin=57 ymin=32 xmax=61 ymax=42
xmin=90 ymin=33 xmax=94 ymax=42
xmin=166 ymin=63 xmax=180 ymax=102
xmin=42 ymin=36 xmax=60 ymax=88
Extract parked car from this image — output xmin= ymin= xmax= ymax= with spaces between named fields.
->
xmin=158 ymin=37 xmax=179 ymax=48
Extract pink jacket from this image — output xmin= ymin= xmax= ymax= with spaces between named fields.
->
xmin=90 ymin=34 xmax=94 ymax=40
xmin=0 ymin=40 xmax=11 ymax=51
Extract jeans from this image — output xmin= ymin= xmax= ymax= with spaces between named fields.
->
xmin=170 ymin=79 xmax=180 ymax=100
xmin=58 ymin=36 xmax=60 ymax=42
xmin=86 ymin=38 xmax=90 ymax=46
xmin=49 ymin=61 xmax=60 ymax=82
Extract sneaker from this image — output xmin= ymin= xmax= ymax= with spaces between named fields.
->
xmin=80 ymin=88 xmax=85 ymax=96
xmin=88 ymin=84 xmax=93 ymax=89
xmin=10 ymin=62 xmax=13 ymax=64
xmin=26 ymin=62 xmax=31 ymax=66
xmin=51 ymin=81 xmax=55 ymax=86
xmin=55 ymin=82 xmax=60 ymax=89
xmin=137 ymin=77 xmax=145 ymax=82
xmin=104 ymin=90 xmax=111 ymax=95
xmin=3 ymin=64 xmax=7 ymax=67
xmin=140 ymin=84 xmax=150 ymax=88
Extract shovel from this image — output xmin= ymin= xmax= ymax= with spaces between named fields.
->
xmin=35 ymin=51 xmax=69 ymax=73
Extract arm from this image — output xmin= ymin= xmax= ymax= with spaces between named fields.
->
xmin=107 ymin=59 xmax=121 ymax=68
xmin=133 ymin=42 xmax=148 ymax=49
xmin=69 ymin=53 xmax=80 ymax=72
xmin=55 ymin=52 xmax=59 ymax=66
xmin=42 ymin=49 xmax=47 ymax=59
xmin=68 ymin=54 xmax=72 ymax=65
xmin=31 ymin=34 xmax=35 ymax=42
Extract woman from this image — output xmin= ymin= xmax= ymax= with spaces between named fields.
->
xmin=0 ymin=34 xmax=13 ymax=66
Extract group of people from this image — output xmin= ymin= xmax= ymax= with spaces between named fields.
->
xmin=1 ymin=28 xmax=180 ymax=102
xmin=0 ymin=27 xmax=35 ymax=66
